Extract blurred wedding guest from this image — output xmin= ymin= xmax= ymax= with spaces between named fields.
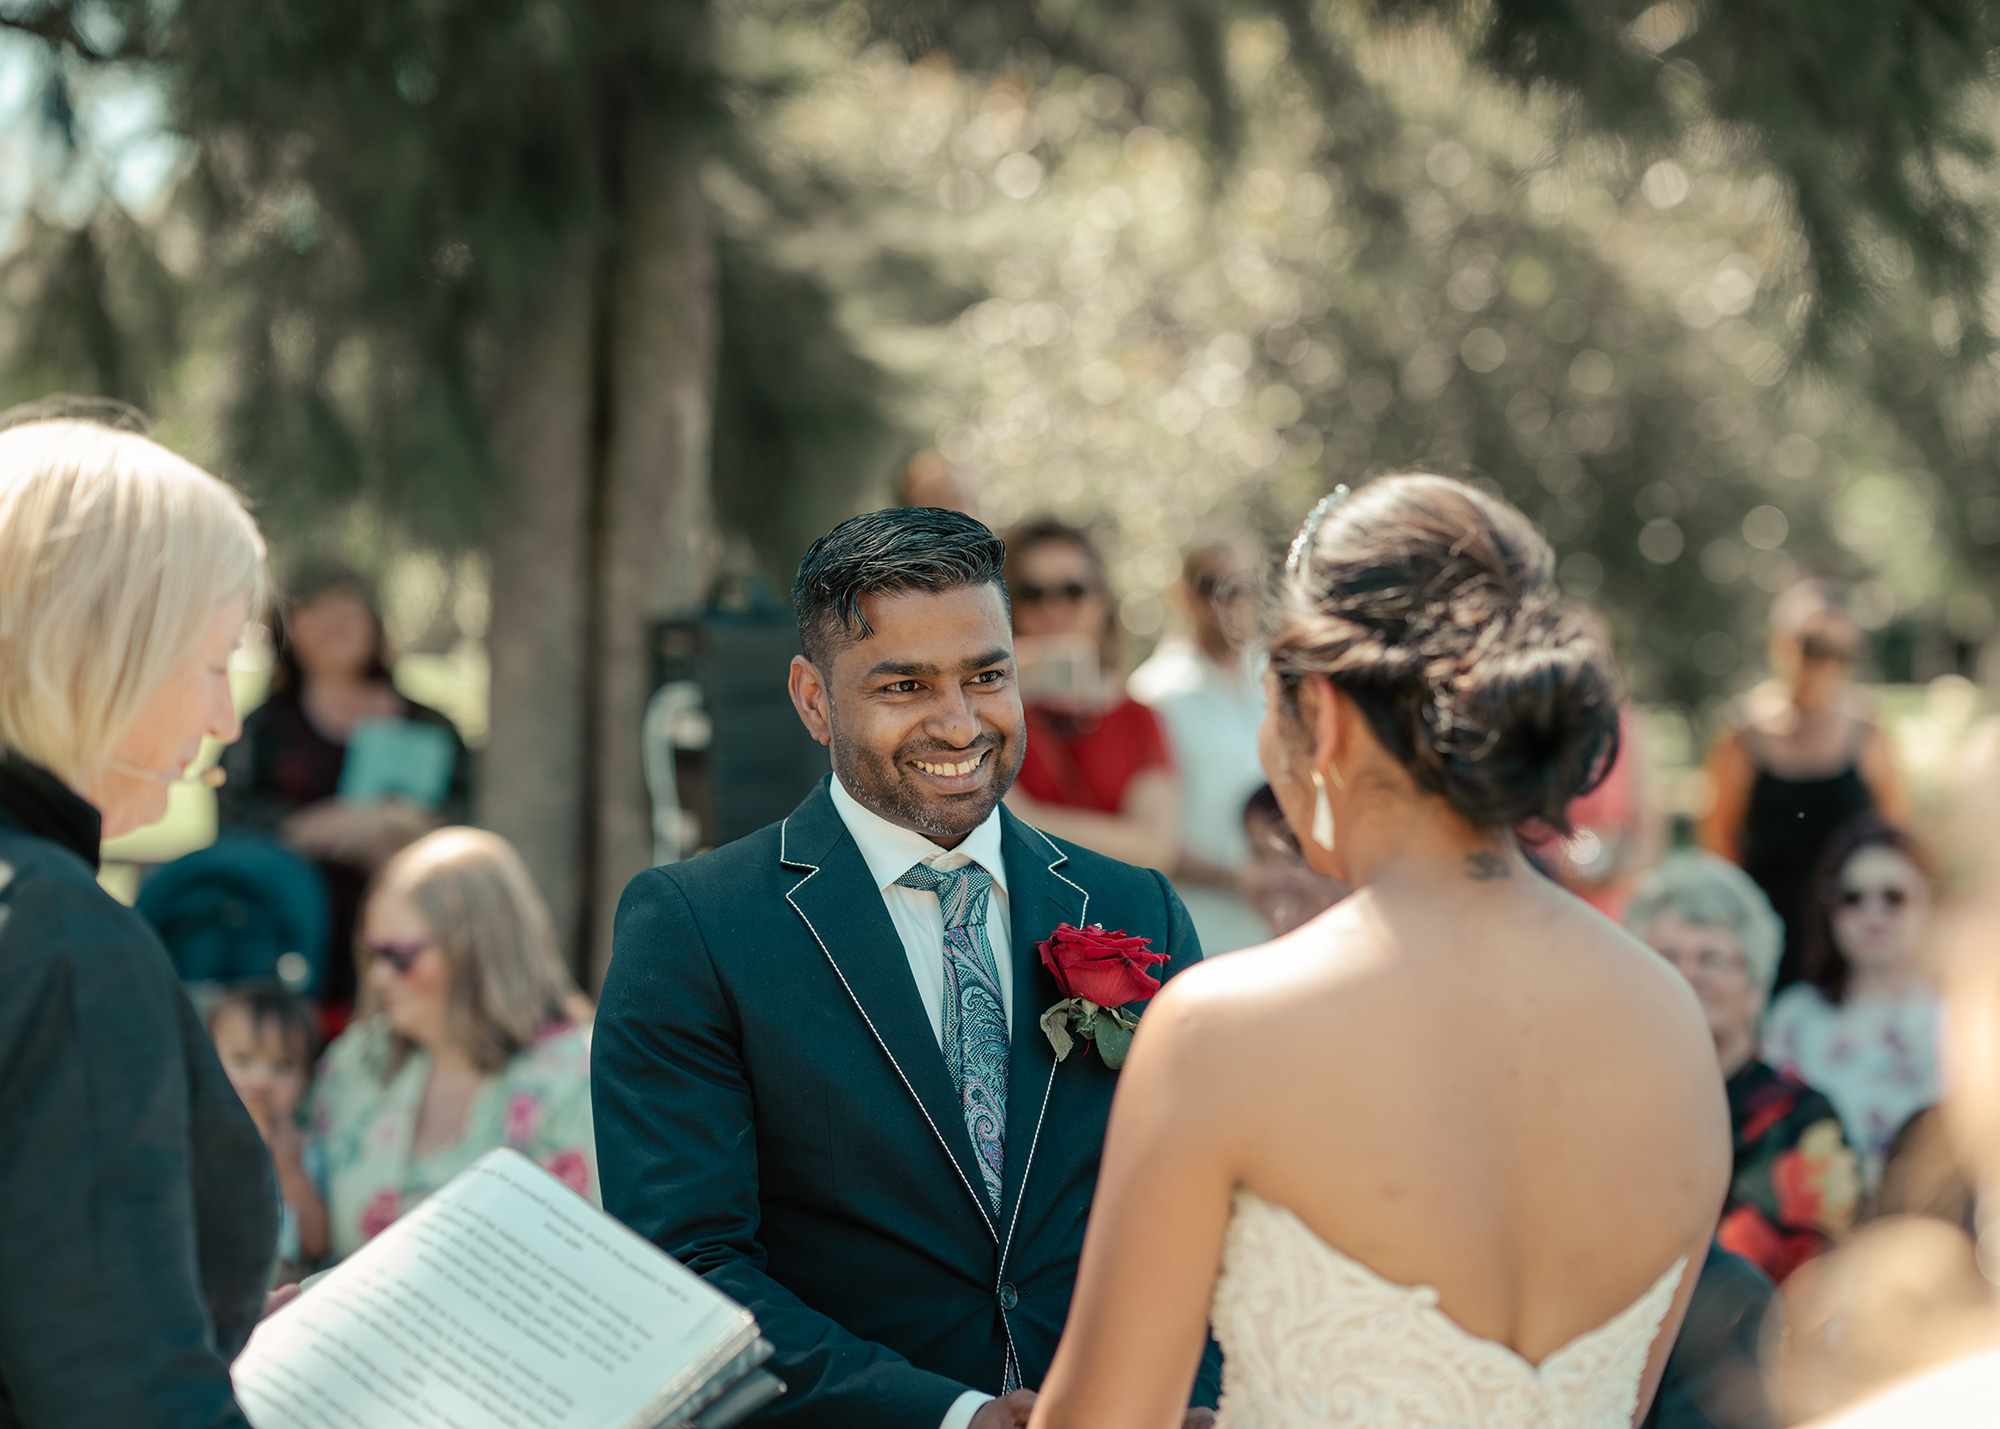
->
xmin=1700 ymin=580 xmax=1907 ymax=990
xmin=1629 ymin=854 xmax=1860 ymax=1282
xmin=1872 ymin=1104 xmax=1975 ymax=1231
xmin=1641 ymin=1245 xmax=1779 ymax=1429
xmin=0 ymin=413 xmax=276 ymax=1425
xmin=220 ymin=565 xmax=469 ymax=1032
xmin=208 ymin=982 xmax=329 ymax=1282
xmin=1779 ymin=1214 xmax=1997 ymax=1423
xmin=1240 ymin=784 xmax=1348 ymax=936
xmin=1129 ymin=539 xmax=1272 ymax=951
xmin=310 ymin=827 xmax=595 ymax=1261
xmin=1002 ymin=517 xmax=1180 ymax=870
xmin=896 ymin=447 xmax=980 ymax=517
xmin=1785 ymin=867 xmax=2000 ymax=1426
xmin=1519 ymin=612 xmax=1661 ymax=920
xmin=1763 ymin=815 xmax=1942 ymax=1190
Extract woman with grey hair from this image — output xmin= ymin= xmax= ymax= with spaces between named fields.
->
xmin=1630 ymin=853 xmax=1861 ymax=1283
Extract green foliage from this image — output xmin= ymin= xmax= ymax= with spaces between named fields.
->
xmin=0 ymin=209 xmax=180 ymax=408
xmin=710 ymin=231 xmax=901 ymax=580
xmin=1478 ymin=0 xmax=2000 ymax=363
xmin=1 ymin=0 xmax=901 ymax=575
xmin=5 ymin=0 xmax=2000 ymax=701
xmin=745 ymin=11 xmax=1947 ymax=707
xmin=866 ymin=0 xmax=2000 ymax=366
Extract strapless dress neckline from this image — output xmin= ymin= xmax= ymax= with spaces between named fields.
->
xmin=1211 ymin=1190 xmax=1686 ymax=1429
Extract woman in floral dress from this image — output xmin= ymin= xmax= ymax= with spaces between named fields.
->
xmin=1630 ymin=853 xmax=1860 ymax=1283
xmin=310 ymin=827 xmax=596 ymax=1260
xmin=1764 ymin=815 xmax=1943 ymax=1191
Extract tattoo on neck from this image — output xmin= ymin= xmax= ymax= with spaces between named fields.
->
xmin=1465 ymin=851 xmax=1511 ymax=882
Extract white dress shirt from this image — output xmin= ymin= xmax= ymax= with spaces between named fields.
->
xmin=828 ymin=774 xmax=1014 ymax=1039
xmin=826 ymin=775 xmax=1012 ymax=1429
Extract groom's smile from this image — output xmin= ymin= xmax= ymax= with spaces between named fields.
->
xmin=910 ymin=748 xmax=990 ymax=784
xmin=790 ymin=580 xmax=1028 ymax=848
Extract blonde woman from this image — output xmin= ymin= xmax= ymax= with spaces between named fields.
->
xmin=310 ymin=827 xmax=596 ymax=1259
xmin=0 ymin=413 xmax=274 ymax=1426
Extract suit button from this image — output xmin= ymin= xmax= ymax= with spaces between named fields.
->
xmin=998 ymin=1283 xmax=1019 ymax=1311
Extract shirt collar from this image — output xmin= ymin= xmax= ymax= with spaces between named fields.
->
xmin=829 ymin=773 xmax=1008 ymax=897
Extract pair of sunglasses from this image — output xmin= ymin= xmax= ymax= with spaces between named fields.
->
xmin=1801 ymin=636 xmax=1857 ymax=665
xmin=1017 ymin=580 xmax=1094 ymax=605
xmin=359 ymin=938 xmax=433 ymax=975
xmin=1836 ymin=885 xmax=1911 ymax=911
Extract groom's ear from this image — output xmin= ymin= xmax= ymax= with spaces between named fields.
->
xmin=789 ymin=655 xmax=834 ymax=747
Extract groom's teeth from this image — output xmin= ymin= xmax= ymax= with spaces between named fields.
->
xmin=915 ymin=755 xmax=982 ymax=777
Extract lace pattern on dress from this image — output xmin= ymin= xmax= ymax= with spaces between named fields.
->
xmin=1211 ymin=1191 xmax=1686 ymax=1429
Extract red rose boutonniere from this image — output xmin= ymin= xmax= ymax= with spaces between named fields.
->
xmin=1036 ymin=922 xmax=1170 ymax=1069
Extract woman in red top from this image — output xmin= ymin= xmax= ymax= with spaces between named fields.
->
xmin=1003 ymin=517 xmax=1180 ymax=871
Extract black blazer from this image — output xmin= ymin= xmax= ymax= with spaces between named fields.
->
xmin=0 ymin=756 xmax=278 ymax=1429
xmin=594 ymin=776 xmax=1221 ymax=1429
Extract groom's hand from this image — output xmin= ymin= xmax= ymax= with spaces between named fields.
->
xmin=970 ymin=1389 xmax=1037 ymax=1429
xmin=1182 ymin=1411 xmax=1217 ymax=1429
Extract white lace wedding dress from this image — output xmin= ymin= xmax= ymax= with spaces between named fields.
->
xmin=1211 ymin=1192 xmax=1686 ymax=1429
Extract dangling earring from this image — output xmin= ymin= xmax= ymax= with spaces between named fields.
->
xmin=1310 ymin=770 xmax=1337 ymax=852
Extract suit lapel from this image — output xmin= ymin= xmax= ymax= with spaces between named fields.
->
xmin=780 ymin=779 xmax=999 ymax=1242
xmin=996 ymin=810 xmax=1090 ymax=1269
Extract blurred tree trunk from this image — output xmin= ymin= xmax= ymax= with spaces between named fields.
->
xmin=479 ymin=240 xmax=598 ymax=955
xmin=587 ymin=128 xmax=717 ymax=986
xmin=482 ymin=130 xmax=716 ymax=987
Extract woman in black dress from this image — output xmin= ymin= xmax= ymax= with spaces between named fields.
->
xmin=0 ymin=414 xmax=277 ymax=1426
xmin=219 ymin=567 xmax=469 ymax=1030
xmin=1700 ymin=580 xmax=1907 ymax=991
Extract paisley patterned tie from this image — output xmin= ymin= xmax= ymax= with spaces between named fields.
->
xmin=896 ymin=859 xmax=1008 ymax=1215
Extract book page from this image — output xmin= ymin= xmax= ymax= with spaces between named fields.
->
xmin=235 ymin=1150 xmax=755 ymax=1429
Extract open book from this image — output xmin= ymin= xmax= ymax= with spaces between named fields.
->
xmin=234 ymin=1149 xmax=782 ymax=1429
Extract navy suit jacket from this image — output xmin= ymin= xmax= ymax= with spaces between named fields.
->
xmin=593 ymin=776 xmax=1221 ymax=1429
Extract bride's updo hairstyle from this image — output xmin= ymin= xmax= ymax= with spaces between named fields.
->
xmin=1270 ymin=474 xmax=1621 ymax=829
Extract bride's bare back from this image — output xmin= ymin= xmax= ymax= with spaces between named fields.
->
xmin=1190 ymin=850 xmax=1723 ymax=1359
xmin=1030 ymin=477 xmax=1731 ymax=1429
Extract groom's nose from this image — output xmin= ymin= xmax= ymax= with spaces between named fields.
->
xmin=926 ymin=686 xmax=981 ymax=746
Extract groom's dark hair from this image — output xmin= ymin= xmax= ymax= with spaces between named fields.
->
xmin=793 ymin=507 xmax=1009 ymax=664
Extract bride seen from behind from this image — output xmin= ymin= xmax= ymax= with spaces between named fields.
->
xmin=1030 ymin=475 xmax=1732 ymax=1429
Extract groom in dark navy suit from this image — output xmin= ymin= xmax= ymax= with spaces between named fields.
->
xmin=594 ymin=508 xmax=1220 ymax=1429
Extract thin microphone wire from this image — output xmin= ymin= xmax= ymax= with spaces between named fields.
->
xmin=105 ymin=756 xmax=227 ymax=788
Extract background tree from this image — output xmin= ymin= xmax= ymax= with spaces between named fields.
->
xmin=5 ymin=0 xmax=2000 ymax=974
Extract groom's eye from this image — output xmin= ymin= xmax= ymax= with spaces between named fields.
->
xmin=882 ymin=679 xmax=924 ymax=694
xmin=968 ymin=670 xmax=1005 ymax=685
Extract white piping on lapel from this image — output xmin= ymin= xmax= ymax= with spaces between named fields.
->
xmin=1023 ymin=821 xmax=1089 ymax=927
xmin=779 ymin=815 xmax=1000 ymax=1244
xmin=997 ymin=819 xmax=1086 ymax=1280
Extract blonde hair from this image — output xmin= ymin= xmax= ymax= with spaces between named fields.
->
xmin=371 ymin=828 xmax=580 ymax=1075
xmin=0 ymin=417 xmax=267 ymax=787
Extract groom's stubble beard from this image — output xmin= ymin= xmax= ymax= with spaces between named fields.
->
xmin=828 ymin=695 xmax=1026 ymax=843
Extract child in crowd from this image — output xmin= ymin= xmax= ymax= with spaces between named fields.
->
xmin=207 ymin=982 xmax=330 ymax=1282
xmin=1239 ymin=784 xmax=1349 ymax=937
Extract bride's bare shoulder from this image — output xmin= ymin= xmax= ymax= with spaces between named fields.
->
xmin=1148 ymin=896 xmax=1384 ymax=1033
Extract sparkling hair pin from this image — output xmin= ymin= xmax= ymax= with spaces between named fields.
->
xmin=1285 ymin=485 xmax=1350 ymax=574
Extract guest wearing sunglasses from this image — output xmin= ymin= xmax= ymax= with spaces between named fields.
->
xmin=309 ymin=827 xmax=596 ymax=1260
xmin=1764 ymin=816 xmax=1942 ymax=1191
xmin=1000 ymin=517 xmax=1181 ymax=871
xmin=1700 ymin=579 xmax=1908 ymax=991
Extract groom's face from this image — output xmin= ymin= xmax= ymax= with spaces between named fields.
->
xmin=789 ymin=581 xmax=1026 ymax=847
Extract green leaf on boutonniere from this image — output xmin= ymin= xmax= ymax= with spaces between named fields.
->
xmin=1040 ymin=998 xmax=1080 ymax=1061
xmin=1093 ymin=1014 xmax=1134 ymax=1069
xmin=1042 ymin=996 xmax=1142 ymax=1067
